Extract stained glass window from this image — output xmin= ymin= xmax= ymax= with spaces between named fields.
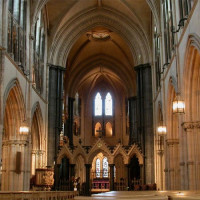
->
xmin=103 ymin=157 xmax=108 ymax=177
xmin=96 ymin=158 xmax=101 ymax=177
xmin=95 ymin=93 xmax=102 ymax=116
xmin=105 ymin=93 xmax=112 ymax=116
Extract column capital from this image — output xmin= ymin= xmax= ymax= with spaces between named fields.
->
xmin=48 ymin=64 xmax=66 ymax=71
xmin=166 ymin=139 xmax=179 ymax=145
xmin=182 ymin=121 xmax=200 ymax=131
xmin=134 ymin=63 xmax=151 ymax=71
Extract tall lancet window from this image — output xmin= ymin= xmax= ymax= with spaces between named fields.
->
xmin=96 ymin=158 xmax=101 ymax=178
xmin=105 ymin=92 xmax=112 ymax=116
xmin=103 ymin=157 xmax=108 ymax=177
xmin=93 ymin=91 xmax=114 ymax=136
xmin=95 ymin=93 xmax=102 ymax=116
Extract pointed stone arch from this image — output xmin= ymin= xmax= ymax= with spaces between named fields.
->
xmin=113 ymin=145 xmax=128 ymax=164
xmin=31 ymin=102 xmax=45 ymax=175
xmin=181 ymin=34 xmax=200 ymax=190
xmin=72 ymin=147 xmax=87 ymax=164
xmin=114 ymin=153 xmax=126 ymax=183
xmin=128 ymin=145 xmax=143 ymax=165
xmin=165 ymin=78 xmax=180 ymax=190
xmin=3 ymin=78 xmax=25 ymax=132
xmin=57 ymin=145 xmax=73 ymax=164
xmin=166 ymin=77 xmax=178 ymax=139
xmin=75 ymin=154 xmax=86 ymax=184
xmin=49 ymin=10 xmax=151 ymax=66
xmin=183 ymin=34 xmax=200 ymax=121
xmin=88 ymin=140 xmax=111 ymax=164
xmin=2 ymin=79 xmax=29 ymax=191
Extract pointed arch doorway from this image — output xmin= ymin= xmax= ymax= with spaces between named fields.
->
xmin=91 ymin=152 xmax=110 ymax=193
xmin=129 ymin=155 xmax=141 ymax=190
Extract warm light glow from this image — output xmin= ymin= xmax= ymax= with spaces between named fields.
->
xmin=19 ymin=126 xmax=29 ymax=134
xmin=157 ymin=125 xmax=167 ymax=135
xmin=173 ymin=97 xmax=185 ymax=114
xmin=176 ymin=192 xmax=184 ymax=196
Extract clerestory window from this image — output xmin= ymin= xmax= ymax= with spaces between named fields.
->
xmin=7 ymin=0 xmax=27 ymax=71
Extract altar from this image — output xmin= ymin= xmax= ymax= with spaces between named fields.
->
xmin=91 ymin=178 xmax=110 ymax=193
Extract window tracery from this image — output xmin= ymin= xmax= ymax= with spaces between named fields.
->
xmin=93 ymin=92 xmax=114 ymax=137
xmin=96 ymin=158 xmax=101 ymax=178
xmin=33 ymin=11 xmax=46 ymax=94
xmin=8 ymin=0 xmax=27 ymax=71
xmin=103 ymin=157 xmax=108 ymax=177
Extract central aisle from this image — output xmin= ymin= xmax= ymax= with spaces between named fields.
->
xmin=75 ymin=190 xmax=200 ymax=200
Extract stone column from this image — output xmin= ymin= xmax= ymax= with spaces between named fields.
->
xmin=66 ymin=97 xmax=75 ymax=146
xmin=1 ymin=135 xmax=29 ymax=191
xmin=85 ymin=164 xmax=91 ymax=196
xmin=139 ymin=164 xmax=144 ymax=185
xmin=128 ymin=97 xmax=137 ymax=145
xmin=48 ymin=65 xmax=65 ymax=166
xmin=125 ymin=164 xmax=130 ymax=190
xmin=182 ymin=122 xmax=200 ymax=190
xmin=109 ymin=164 xmax=115 ymax=191
xmin=134 ymin=64 xmax=154 ymax=184
xmin=70 ymin=164 xmax=76 ymax=190
xmin=54 ymin=164 xmax=61 ymax=190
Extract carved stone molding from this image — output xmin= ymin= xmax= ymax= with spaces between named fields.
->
xmin=182 ymin=121 xmax=200 ymax=131
xmin=164 ymin=169 xmax=168 ymax=172
xmin=2 ymin=139 xmax=28 ymax=146
xmin=166 ymin=139 xmax=179 ymax=145
xmin=157 ymin=150 xmax=164 ymax=156
xmin=179 ymin=162 xmax=185 ymax=166
xmin=187 ymin=161 xmax=194 ymax=165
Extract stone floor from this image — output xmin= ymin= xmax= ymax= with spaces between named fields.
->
xmin=75 ymin=191 xmax=200 ymax=200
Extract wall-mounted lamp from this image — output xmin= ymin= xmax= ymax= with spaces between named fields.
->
xmin=173 ymin=93 xmax=185 ymax=114
xmin=160 ymin=63 xmax=170 ymax=74
xmin=157 ymin=125 xmax=167 ymax=135
xmin=19 ymin=70 xmax=30 ymax=134
xmin=171 ymin=17 xmax=188 ymax=33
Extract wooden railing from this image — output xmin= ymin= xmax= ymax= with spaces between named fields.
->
xmin=0 ymin=191 xmax=78 ymax=200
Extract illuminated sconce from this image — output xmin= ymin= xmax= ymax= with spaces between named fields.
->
xmin=157 ymin=125 xmax=167 ymax=135
xmin=19 ymin=122 xmax=29 ymax=134
xmin=172 ymin=94 xmax=185 ymax=114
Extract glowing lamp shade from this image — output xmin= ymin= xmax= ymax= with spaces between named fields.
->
xmin=173 ymin=95 xmax=185 ymax=114
xmin=19 ymin=125 xmax=29 ymax=134
xmin=157 ymin=125 xmax=167 ymax=135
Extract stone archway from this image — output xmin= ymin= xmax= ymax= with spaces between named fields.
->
xmin=181 ymin=34 xmax=200 ymax=190
xmin=2 ymin=80 xmax=30 ymax=191
xmin=75 ymin=154 xmax=86 ymax=185
xmin=165 ymin=79 xmax=180 ymax=190
xmin=129 ymin=155 xmax=140 ymax=190
xmin=114 ymin=154 xmax=126 ymax=190
xmin=31 ymin=103 xmax=45 ymax=176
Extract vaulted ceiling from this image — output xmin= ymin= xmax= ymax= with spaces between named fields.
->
xmin=34 ymin=0 xmax=157 ymax=97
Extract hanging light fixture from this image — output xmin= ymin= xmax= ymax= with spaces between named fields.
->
xmin=172 ymin=93 xmax=185 ymax=114
xmin=157 ymin=98 xmax=167 ymax=135
xmin=19 ymin=70 xmax=30 ymax=134
xmin=172 ymin=27 xmax=185 ymax=114
xmin=19 ymin=121 xmax=29 ymax=134
xmin=157 ymin=125 xmax=167 ymax=135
